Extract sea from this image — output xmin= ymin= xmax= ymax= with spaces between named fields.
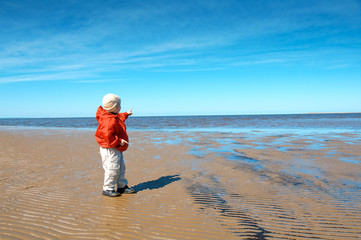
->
xmin=0 ymin=113 xmax=360 ymax=133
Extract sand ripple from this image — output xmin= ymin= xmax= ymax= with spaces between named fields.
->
xmin=1 ymin=186 xmax=239 ymax=239
xmin=186 ymin=182 xmax=361 ymax=239
xmin=1 ymin=129 xmax=361 ymax=239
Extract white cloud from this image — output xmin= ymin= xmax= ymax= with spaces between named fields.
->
xmin=0 ymin=71 xmax=94 ymax=84
xmin=0 ymin=0 xmax=360 ymax=84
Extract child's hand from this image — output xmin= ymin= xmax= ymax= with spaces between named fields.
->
xmin=120 ymin=139 xmax=128 ymax=146
xmin=127 ymin=107 xmax=133 ymax=116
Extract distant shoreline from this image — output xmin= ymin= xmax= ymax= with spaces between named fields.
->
xmin=0 ymin=112 xmax=360 ymax=119
xmin=305 ymin=112 xmax=361 ymax=115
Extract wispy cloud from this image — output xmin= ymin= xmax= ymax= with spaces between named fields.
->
xmin=71 ymin=79 xmax=118 ymax=83
xmin=0 ymin=0 xmax=360 ymax=84
xmin=0 ymin=71 xmax=94 ymax=84
xmin=152 ymin=67 xmax=223 ymax=72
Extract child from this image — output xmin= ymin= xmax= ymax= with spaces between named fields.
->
xmin=95 ymin=93 xmax=135 ymax=197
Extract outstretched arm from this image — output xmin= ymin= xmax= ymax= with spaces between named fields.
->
xmin=118 ymin=107 xmax=133 ymax=121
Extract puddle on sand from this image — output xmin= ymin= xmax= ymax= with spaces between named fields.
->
xmin=189 ymin=146 xmax=207 ymax=159
xmin=226 ymin=154 xmax=259 ymax=164
xmin=187 ymin=137 xmax=266 ymax=171
xmin=338 ymin=157 xmax=360 ymax=164
xmin=226 ymin=154 xmax=264 ymax=171
xmin=287 ymin=158 xmax=324 ymax=178
xmin=286 ymin=165 xmax=323 ymax=179
xmin=163 ymin=139 xmax=182 ymax=145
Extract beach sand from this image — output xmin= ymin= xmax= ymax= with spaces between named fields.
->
xmin=0 ymin=127 xmax=360 ymax=239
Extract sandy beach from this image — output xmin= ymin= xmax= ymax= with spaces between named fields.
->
xmin=0 ymin=127 xmax=360 ymax=239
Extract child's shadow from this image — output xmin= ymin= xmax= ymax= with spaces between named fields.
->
xmin=133 ymin=175 xmax=181 ymax=193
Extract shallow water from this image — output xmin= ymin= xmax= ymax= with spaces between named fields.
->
xmin=1 ymin=113 xmax=360 ymax=132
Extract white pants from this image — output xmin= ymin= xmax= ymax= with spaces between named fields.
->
xmin=99 ymin=147 xmax=128 ymax=191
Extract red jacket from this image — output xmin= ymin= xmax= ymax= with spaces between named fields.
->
xmin=95 ymin=106 xmax=129 ymax=152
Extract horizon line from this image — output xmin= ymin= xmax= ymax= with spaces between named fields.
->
xmin=0 ymin=112 xmax=360 ymax=119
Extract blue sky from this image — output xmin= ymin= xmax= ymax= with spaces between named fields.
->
xmin=0 ymin=0 xmax=360 ymax=117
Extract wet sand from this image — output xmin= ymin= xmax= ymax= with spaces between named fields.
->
xmin=0 ymin=127 xmax=360 ymax=239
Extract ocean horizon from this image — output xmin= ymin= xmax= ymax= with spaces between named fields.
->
xmin=1 ymin=112 xmax=360 ymax=133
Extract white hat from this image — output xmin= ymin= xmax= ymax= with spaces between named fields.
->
xmin=102 ymin=93 xmax=120 ymax=113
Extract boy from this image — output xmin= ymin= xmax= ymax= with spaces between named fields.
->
xmin=95 ymin=93 xmax=135 ymax=197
